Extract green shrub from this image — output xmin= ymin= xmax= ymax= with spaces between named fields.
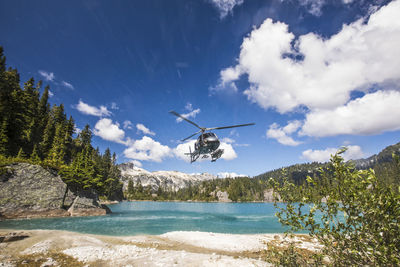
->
xmin=270 ymin=149 xmax=400 ymax=266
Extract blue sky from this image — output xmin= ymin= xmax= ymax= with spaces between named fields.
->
xmin=1 ymin=0 xmax=400 ymax=177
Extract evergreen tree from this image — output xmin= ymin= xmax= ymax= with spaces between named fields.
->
xmin=16 ymin=147 xmax=26 ymax=159
xmin=0 ymin=119 xmax=9 ymax=155
xmin=39 ymin=114 xmax=55 ymax=159
xmin=30 ymin=144 xmax=41 ymax=164
xmin=45 ymin=123 xmax=67 ymax=168
xmin=78 ymin=124 xmax=92 ymax=148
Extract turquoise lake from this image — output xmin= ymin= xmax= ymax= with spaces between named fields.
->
xmin=0 ymin=201 xmax=292 ymax=236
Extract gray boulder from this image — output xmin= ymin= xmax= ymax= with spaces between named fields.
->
xmin=0 ymin=163 xmax=109 ymax=219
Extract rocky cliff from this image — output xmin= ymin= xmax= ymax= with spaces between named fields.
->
xmin=0 ymin=163 xmax=110 ymax=219
xmin=119 ymin=162 xmax=217 ymax=192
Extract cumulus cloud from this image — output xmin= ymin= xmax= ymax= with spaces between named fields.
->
xmin=185 ymin=102 xmax=193 ymax=111
xmin=111 ymin=102 xmax=119 ymax=110
xmin=130 ymin=160 xmax=143 ymax=168
xmin=124 ymin=136 xmax=171 ymax=162
xmin=38 ymin=70 xmax=55 ymax=81
xmin=136 ymin=123 xmax=156 ymax=136
xmin=219 ymin=141 xmax=237 ymax=160
xmin=298 ymin=0 xmax=325 ymax=16
xmin=174 ymin=140 xmax=198 ymax=162
xmin=93 ymin=118 xmax=126 ymax=144
xmin=302 ymin=145 xmax=364 ymax=162
xmin=266 ymin=121 xmax=302 ymax=146
xmin=75 ymin=100 xmax=112 ymax=117
xmin=219 ymin=1 xmax=400 ymax=138
xmin=300 ymin=90 xmax=400 ymax=137
xmin=217 ymin=172 xmax=248 ymax=178
xmin=176 ymin=108 xmax=201 ymax=123
xmin=61 ymin=81 xmax=74 ymax=90
xmin=123 ymin=120 xmax=133 ymax=130
xmin=210 ymin=0 xmax=244 ymax=18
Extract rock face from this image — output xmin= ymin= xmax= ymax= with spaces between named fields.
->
xmin=0 ymin=163 xmax=109 ymax=219
xmin=263 ymin=189 xmax=281 ymax=202
xmin=216 ymin=191 xmax=232 ymax=202
xmin=119 ymin=162 xmax=217 ymax=192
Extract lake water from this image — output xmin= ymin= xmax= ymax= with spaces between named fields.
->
xmin=0 ymin=201 xmax=293 ymax=236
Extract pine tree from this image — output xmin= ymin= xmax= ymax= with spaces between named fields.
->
xmin=39 ymin=114 xmax=55 ymax=159
xmin=78 ymin=124 xmax=92 ymax=148
xmin=16 ymin=147 xmax=26 ymax=159
xmin=45 ymin=123 xmax=66 ymax=168
xmin=63 ymin=116 xmax=75 ymax=163
xmin=0 ymin=119 xmax=9 ymax=155
xmin=30 ymin=144 xmax=41 ymax=164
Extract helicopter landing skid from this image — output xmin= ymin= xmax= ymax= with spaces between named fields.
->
xmin=211 ymin=149 xmax=224 ymax=162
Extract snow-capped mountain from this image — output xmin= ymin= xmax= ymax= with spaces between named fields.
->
xmin=119 ymin=162 xmax=217 ymax=191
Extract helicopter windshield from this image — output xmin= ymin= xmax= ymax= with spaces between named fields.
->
xmin=203 ymin=133 xmax=216 ymax=138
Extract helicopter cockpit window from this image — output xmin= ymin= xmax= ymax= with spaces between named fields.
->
xmin=203 ymin=133 xmax=216 ymax=138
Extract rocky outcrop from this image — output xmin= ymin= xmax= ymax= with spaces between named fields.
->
xmin=68 ymin=190 xmax=111 ymax=216
xmin=0 ymin=163 xmax=109 ymax=219
xmin=216 ymin=191 xmax=232 ymax=202
xmin=263 ymin=189 xmax=281 ymax=202
xmin=119 ymin=162 xmax=216 ymax=192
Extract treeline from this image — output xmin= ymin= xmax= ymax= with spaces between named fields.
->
xmin=124 ymin=141 xmax=400 ymax=202
xmin=0 ymin=46 xmax=123 ymax=200
xmin=125 ymin=177 xmax=269 ymax=202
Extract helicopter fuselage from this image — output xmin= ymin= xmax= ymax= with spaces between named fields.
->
xmin=195 ymin=132 xmax=220 ymax=154
xmin=169 ymin=110 xmax=254 ymax=163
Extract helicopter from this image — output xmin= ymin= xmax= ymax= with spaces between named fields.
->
xmin=170 ymin=111 xmax=255 ymax=163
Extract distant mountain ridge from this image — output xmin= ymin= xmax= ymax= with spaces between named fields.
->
xmin=255 ymin=141 xmax=400 ymax=185
xmin=119 ymin=162 xmax=217 ymax=192
xmin=352 ymin=142 xmax=400 ymax=169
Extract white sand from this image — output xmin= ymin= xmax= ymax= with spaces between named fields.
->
xmin=0 ymin=229 xmax=320 ymax=267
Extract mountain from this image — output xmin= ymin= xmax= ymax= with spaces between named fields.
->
xmin=352 ymin=142 xmax=400 ymax=169
xmin=256 ymin=141 xmax=400 ymax=186
xmin=119 ymin=162 xmax=217 ymax=192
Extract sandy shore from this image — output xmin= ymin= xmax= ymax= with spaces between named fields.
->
xmin=0 ymin=229 xmax=321 ymax=266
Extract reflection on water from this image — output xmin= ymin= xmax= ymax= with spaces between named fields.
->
xmin=0 ymin=201 xmax=295 ymax=236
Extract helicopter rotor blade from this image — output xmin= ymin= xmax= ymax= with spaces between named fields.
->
xmin=181 ymin=130 xmax=202 ymax=142
xmin=206 ymin=123 xmax=255 ymax=131
xmin=169 ymin=111 xmax=203 ymax=130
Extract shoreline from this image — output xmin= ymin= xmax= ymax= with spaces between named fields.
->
xmin=0 ymin=229 xmax=321 ymax=266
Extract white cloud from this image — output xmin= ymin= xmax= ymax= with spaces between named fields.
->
xmin=219 ymin=1 xmax=400 ymax=138
xmin=75 ymin=127 xmax=81 ymax=134
xmin=174 ymin=140 xmax=198 ymax=162
xmin=61 ymin=81 xmax=74 ymax=90
xmin=185 ymin=102 xmax=193 ymax=111
xmin=38 ymin=70 xmax=55 ymax=81
xmin=93 ymin=118 xmax=126 ymax=144
xmin=176 ymin=108 xmax=201 ymax=123
xmin=210 ymin=0 xmax=244 ymax=18
xmin=342 ymin=0 xmax=354 ymax=4
xmin=75 ymin=100 xmax=112 ymax=117
xmin=266 ymin=121 xmax=302 ymax=146
xmin=217 ymin=172 xmax=248 ymax=178
xmin=302 ymin=145 xmax=364 ymax=162
xmin=48 ymin=90 xmax=54 ymax=97
xmin=219 ymin=141 xmax=237 ymax=160
xmin=124 ymin=136 xmax=171 ymax=162
xmin=221 ymin=137 xmax=235 ymax=144
xmin=136 ymin=123 xmax=156 ymax=136
xmin=298 ymin=0 xmax=325 ymax=16
xmin=111 ymin=102 xmax=119 ymax=110
xmin=300 ymin=90 xmax=400 ymax=137
xmin=123 ymin=120 xmax=133 ymax=130
xmin=130 ymin=160 xmax=142 ymax=168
